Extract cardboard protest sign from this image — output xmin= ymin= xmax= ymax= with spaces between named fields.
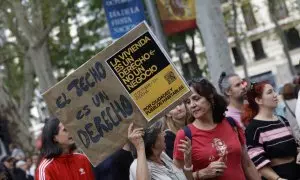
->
xmin=43 ymin=21 xmax=190 ymax=166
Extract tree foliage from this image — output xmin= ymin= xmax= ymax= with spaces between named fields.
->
xmin=0 ymin=0 xmax=108 ymax=101
xmin=0 ymin=0 xmax=108 ymax=150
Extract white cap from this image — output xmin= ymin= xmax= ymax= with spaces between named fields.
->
xmin=16 ymin=160 xmax=26 ymax=168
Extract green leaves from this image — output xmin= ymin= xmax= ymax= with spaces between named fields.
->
xmin=1 ymin=0 xmax=108 ymax=99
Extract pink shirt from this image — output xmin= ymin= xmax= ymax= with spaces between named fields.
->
xmin=225 ymin=106 xmax=245 ymax=129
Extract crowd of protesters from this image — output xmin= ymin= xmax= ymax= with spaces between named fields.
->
xmin=0 ymin=144 xmax=38 ymax=180
xmin=2 ymin=72 xmax=300 ymax=180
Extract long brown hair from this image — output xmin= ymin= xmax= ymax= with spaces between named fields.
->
xmin=242 ymin=82 xmax=267 ymax=125
xmin=188 ymin=78 xmax=227 ymax=123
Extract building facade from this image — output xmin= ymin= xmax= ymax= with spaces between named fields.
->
xmin=227 ymin=0 xmax=300 ymax=87
xmin=171 ymin=0 xmax=300 ymax=88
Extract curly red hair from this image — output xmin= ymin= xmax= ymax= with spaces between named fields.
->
xmin=242 ymin=82 xmax=267 ymax=126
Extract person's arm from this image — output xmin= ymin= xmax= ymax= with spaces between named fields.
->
xmin=135 ymin=146 xmax=149 ymax=180
xmin=235 ymin=123 xmax=260 ymax=180
xmin=246 ymin=136 xmax=284 ymax=179
xmin=241 ymin=146 xmax=261 ymax=180
xmin=173 ymin=129 xmax=195 ymax=179
xmin=173 ymin=131 xmax=226 ymax=179
xmin=35 ymin=165 xmax=52 ymax=180
xmin=259 ymin=166 xmax=286 ymax=180
xmin=174 ymin=157 xmax=227 ymax=179
xmin=244 ymin=123 xmax=287 ymax=180
xmin=177 ymin=136 xmax=194 ymax=180
xmin=128 ymin=123 xmax=149 ymax=180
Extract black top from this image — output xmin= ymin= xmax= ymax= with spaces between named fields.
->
xmin=165 ymin=130 xmax=176 ymax=159
xmin=94 ymin=149 xmax=133 ymax=180
xmin=245 ymin=117 xmax=298 ymax=169
xmin=13 ymin=168 xmax=33 ymax=180
xmin=0 ymin=163 xmax=13 ymax=180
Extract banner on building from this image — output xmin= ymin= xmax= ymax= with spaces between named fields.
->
xmin=156 ymin=0 xmax=197 ymax=35
xmin=103 ymin=0 xmax=146 ymax=39
xmin=43 ymin=22 xmax=190 ymax=166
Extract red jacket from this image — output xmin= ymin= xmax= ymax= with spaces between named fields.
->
xmin=35 ymin=153 xmax=94 ymax=180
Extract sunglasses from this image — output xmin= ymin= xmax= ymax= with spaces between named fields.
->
xmin=250 ymin=82 xmax=257 ymax=91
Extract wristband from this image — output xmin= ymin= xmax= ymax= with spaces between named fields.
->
xmin=184 ymin=164 xmax=193 ymax=171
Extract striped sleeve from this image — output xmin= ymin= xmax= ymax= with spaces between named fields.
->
xmin=245 ymin=126 xmax=270 ymax=170
xmin=36 ymin=158 xmax=53 ymax=180
xmin=247 ymin=146 xmax=270 ymax=169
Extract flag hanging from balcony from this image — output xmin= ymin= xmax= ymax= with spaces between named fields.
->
xmin=156 ymin=0 xmax=197 ymax=35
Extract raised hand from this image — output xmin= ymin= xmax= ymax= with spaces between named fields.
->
xmin=178 ymin=136 xmax=192 ymax=168
xmin=128 ymin=123 xmax=145 ymax=151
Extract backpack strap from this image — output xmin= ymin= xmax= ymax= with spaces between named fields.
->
xmin=277 ymin=115 xmax=288 ymax=127
xmin=226 ymin=117 xmax=242 ymax=145
xmin=226 ymin=116 xmax=237 ymax=129
xmin=183 ymin=126 xmax=192 ymax=144
xmin=283 ymin=100 xmax=296 ymax=118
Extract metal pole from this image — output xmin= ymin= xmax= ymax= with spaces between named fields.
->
xmin=144 ymin=0 xmax=169 ymax=52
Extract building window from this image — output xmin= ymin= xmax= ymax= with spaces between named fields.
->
xmin=232 ymin=47 xmax=242 ymax=66
xmin=241 ymin=2 xmax=257 ymax=30
xmin=284 ymin=28 xmax=300 ymax=50
xmin=251 ymin=39 xmax=266 ymax=60
xmin=268 ymin=0 xmax=288 ymax=20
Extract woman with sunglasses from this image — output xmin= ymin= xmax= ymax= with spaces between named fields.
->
xmin=128 ymin=122 xmax=193 ymax=180
xmin=173 ymin=78 xmax=259 ymax=180
xmin=242 ymin=82 xmax=300 ymax=180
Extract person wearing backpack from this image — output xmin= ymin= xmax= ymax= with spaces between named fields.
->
xmin=173 ymin=78 xmax=260 ymax=180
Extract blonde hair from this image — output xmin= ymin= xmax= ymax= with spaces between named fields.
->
xmin=165 ymin=106 xmax=192 ymax=134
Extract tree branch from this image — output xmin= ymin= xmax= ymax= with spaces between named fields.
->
xmin=19 ymin=53 xmax=34 ymax=127
xmin=33 ymin=14 xmax=65 ymax=48
xmin=11 ymin=0 xmax=36 ymax=44
xmin=2 ymin=9 xmax=28 ymax=49
xmin=33 ymin=3 xmax=69 ymax=48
